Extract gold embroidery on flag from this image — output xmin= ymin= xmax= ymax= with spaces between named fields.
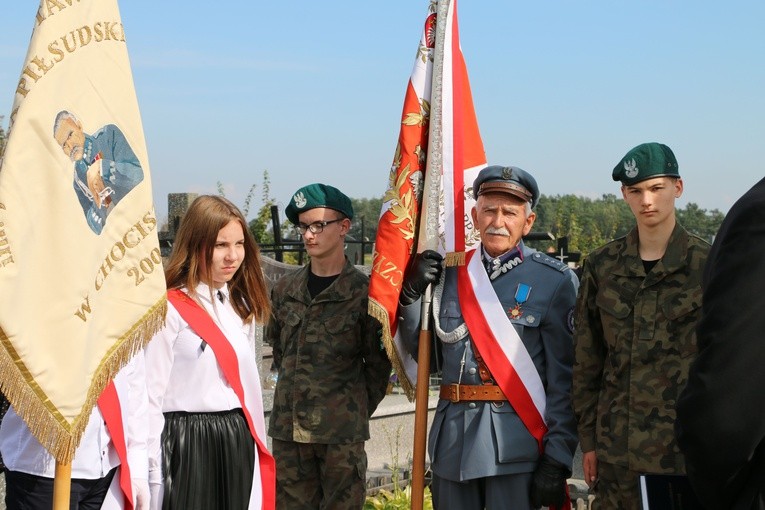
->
xmin=17 ymin=21 xmax=126 ymax=99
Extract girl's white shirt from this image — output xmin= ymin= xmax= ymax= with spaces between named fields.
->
xmin=145 ymin=282 xmax=265 ymax=510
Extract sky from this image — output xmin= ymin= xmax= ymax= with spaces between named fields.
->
xmin=2 ymin=1 xmax=764 ymax=223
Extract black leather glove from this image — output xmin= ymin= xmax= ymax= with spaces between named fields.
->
xmin=530 ymin=454 xmax=570 ymax=508
xmin=400 ymin=250 xmax=444 ymax=305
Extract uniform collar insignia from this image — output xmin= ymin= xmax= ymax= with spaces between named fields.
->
xmin=483 ymin=246 xmax=523 ymax=280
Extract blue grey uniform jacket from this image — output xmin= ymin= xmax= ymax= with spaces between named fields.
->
xmin=73 ymin=124 xmax=144 ymax=234
xmin=398 ymin=243 xmax=579 ymax=482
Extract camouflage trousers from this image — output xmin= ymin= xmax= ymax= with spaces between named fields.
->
xmin=591 ymin=461 xmax=641 ymax=510
xmin=272 ymin=438 xmax=367 ymax=510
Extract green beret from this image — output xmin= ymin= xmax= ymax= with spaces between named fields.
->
xmin=612 ymin=142 xmax=680 ymax=186
xmin=472 ymin=165 xmax=540 ymax=208
xmin=285 ymin=183 xmax=354 ymax=224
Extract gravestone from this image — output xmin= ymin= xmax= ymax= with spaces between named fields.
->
xmin=158 ymin=192 xmax=198 ymax=257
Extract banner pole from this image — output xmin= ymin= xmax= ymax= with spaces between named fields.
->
xmin=411 ymin=285 xmax=433 ymax=510
xmin=53 ymin=461 xmax=72 ymax=510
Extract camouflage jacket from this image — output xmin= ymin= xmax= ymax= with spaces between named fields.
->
xmin=573 ymin=223 xmax=710 ymax=473
xmin=266 ymin=258 xmax=391 ymax=444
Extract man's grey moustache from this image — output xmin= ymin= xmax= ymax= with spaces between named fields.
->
xmin=485 ymin=227 xmax=510 ymax=236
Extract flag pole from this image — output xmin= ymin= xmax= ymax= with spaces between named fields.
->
xmin=53 ymin=461 xmax=72 ymax=509
xmin=410 ymin=1 xmax=451 ymax=506
xmin=411 ymin=285 xmax=433 ymax=510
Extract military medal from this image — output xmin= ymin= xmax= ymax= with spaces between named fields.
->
xmin=509 ymin=283 xmax=531 ymax=320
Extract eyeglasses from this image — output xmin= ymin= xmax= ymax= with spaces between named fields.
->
xmin=294 ymin=218 xmax=344 ymax=235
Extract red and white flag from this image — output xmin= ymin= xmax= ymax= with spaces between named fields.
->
xmin=368 ymin=0 xmax=486 ymax=398
xmin=0 ymin=0 xmax=165 ymax=466
xmin=370 ymin=3 xmax=568 ymax=506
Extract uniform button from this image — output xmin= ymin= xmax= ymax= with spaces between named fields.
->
xmin=468 ymin=367 xmax=477 ymax=375
xmin=468 ymin=403 xmax=477 ymax=409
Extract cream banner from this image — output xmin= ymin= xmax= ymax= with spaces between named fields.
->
xmin=0 ymin=0 xmax=166 ymax=463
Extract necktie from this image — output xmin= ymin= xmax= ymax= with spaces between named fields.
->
xmin=201 ymin=290 xmax=224 ymax=352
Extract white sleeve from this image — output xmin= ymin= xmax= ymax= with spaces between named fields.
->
xmin=144 ymin=302 xmax=182 ymax=486
xmin=124 ymin=350 xmax=149 ymax=480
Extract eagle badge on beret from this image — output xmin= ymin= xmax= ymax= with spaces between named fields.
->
xmin=293 ymin=191 xmax=307 ymax=208
xmin=624 ymin=159 xmax=639 ymax=179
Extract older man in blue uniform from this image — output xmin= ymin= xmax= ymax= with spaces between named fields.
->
xmin=53 ymin=110 xmax=144 ymax=235
xmin=398 ymin=166 xmax=579 ymax=509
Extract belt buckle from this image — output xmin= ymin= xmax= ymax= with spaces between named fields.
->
xmin=449 ymin=383 xmax=460 ymax=403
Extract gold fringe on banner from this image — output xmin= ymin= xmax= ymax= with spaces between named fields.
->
xmin=368 ymin=299 xmax=415 ymax=401
xmin=0 ymin=296 xmax=167 ymax=464
xmin=368 ymin=251 xmax=467 ymax=401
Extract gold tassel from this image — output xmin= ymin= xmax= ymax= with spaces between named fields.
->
xmin=0 ymin=295 xmax=167 ymax=464
xmin=368 ymin=299 xmax=415 ymax=401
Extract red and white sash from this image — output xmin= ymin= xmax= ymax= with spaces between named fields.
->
xmin=457 ymin=249 xmax=548 ymax=449
xmin=98 ymin=381 xmax=133 ymax=510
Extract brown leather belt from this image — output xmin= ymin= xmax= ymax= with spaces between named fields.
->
xmin=439 ymin=384 xmax=507 ymax=403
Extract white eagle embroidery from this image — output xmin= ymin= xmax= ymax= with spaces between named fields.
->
xmin=624 ymin=158 xmax=639 ymax=179
xmin=293 ymin=191 xmax=307 ymax=208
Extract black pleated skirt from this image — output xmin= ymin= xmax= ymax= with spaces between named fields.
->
xmin=161 ymin=408 xmax=255 ymax=510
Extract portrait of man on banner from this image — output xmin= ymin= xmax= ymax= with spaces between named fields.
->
xmin=52 ymin=110 xmax=144 ymax=235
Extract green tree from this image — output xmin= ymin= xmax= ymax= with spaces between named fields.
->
xmin=217 ymin=180 xmax=258 ymax=218
xmin=341 ymin=196 xmax=383 ymax=265
xmin=215 ymin=170 xmax=299 ymax=262
xmin=533 ymin=193 xmax=724 ymax=258
xmin=246 ymin=171 xmax=301 ymax=264
xmin=677 ymin=202 xmax=724 ymax=242
xmin=349 ymin=196 xmax=383 ymax=243
xmin=248 ymin=170 xmax=275 ymax=244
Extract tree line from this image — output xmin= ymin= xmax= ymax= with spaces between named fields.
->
xmin=336 ymin=194 xmax=724 ymax=262
xmin=533 ymin=193 xmax=724 ymax=257
xmin=0 ymin=143 xmax=722 ymax=264
xmin=247 ymin=190 xmax=724 ymax=262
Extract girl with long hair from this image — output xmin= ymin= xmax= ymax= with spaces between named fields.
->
xmin=146 ymin=195 xmax=274 ymax=510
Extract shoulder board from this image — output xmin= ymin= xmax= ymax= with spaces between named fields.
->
xmin=530 ymin=252 xmax=569 ymax=273
xmin=687 ymin=232 xmax=712 ymax=247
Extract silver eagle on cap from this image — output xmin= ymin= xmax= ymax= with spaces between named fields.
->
xmin=624 ymin=158 xmax=639 ymax=179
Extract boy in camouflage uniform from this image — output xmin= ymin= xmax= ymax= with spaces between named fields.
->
xmin=266 ymin=183 xmax=391 ymax=510
xmin=572 ymin=143 xmax=710 ymax=508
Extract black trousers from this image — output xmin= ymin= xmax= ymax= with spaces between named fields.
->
xmin=4 ymin=467 xmax=116 ymax=510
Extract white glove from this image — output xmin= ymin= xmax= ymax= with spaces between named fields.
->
xmin=149 ymin=481 xmax=164 ymax=510
xmin=133 ymin=478 xmax=150 ymax=510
